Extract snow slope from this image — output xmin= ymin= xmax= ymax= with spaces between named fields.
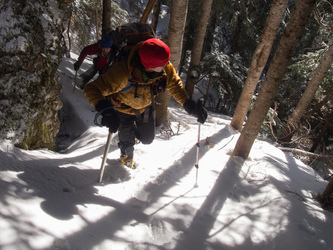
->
xmin=0 ymin=55 xmax=332 ymax=250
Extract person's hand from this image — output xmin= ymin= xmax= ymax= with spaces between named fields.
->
xmin=100 ymin=110 xmax=119 ymax=133
xmin=74 ymin=61 xmax=81 ymax=71
xmin=95 ymin=100 xmax=120 ymax=133
xmin=183 ymin=98 xmax=207 ymax=124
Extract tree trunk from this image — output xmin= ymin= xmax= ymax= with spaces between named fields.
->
xmin=303 ymin=87 xmax=333 ymax=121
xmin=321 ymin=178 xmax=333 ymax=200
xmin=215 ymin=98 xmax=221 ymax=113
xmin=229 ymin=0 xmax=247 ymax=55
xmin=233 ymin=0 xmax=317 ymax=160
xmin=230 ymin=0 xmax=288 ymax=132
xmin=185 ymin=0 xmax=213 ymax=98
xmin=279 ymin=42 xmax=333 ymax=143
xmin=310 ymin=108 xmax=333 ymax=153
xmin=178 ymin=34 xmax=188 ymax=76
xmin=203 ymin=76 xmax=212 ymax=107
xmin=279 ymin=147 xmax=333 ymax=160
xmin=150 ymin=0 xmax=161 ymax=32
xmin=96 ymin=7 xmax=99 ymax=41
xmin=102 ymin=0 xmax=112 ymax=37
xmin=155 ymin=0 xmax=188 ymax=127
xmin=167 ymin=0 xmax=188 ymax=71
xmin=140 ymin=0 xmax=156 ymax=23
xmin=66 ymin=15 xmax=72 ymax=58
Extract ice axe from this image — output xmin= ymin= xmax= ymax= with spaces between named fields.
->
xmin=73 ymin=70 xmax=77 ymax=92
xmin=98 ymin=131 xmax=113 ymax=183
xmin=194 ymin=98 xmax=204 ymax=188
xmin=94 ymin=109 xmax=115 ymax=183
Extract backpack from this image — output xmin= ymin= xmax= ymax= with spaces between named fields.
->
xmin=98 ymin=23 xmax=164 ymax=123
xmin=105 ymin=22 xmax=155 ymax=71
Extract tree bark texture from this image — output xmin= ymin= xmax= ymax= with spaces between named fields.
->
xmin=230 ymin=0 xmax=288 ymax=132
xmin=310 ymin=108 xmax=333 ymax=153
xmin=102 ymin=0 xmax=112 ymax=37
xmin=303 ymin=87 xmax=333 ymax=121
xmin=229 ymin=0 xmax=247 ymax=55
xmin=321 ymin=177 xmax=333 ymax=199
xmin=140 ymin=0 xmax=156 ymax=23
xmin=66 ymin=15 xmax=71 ymax=58
xmin=96 ymin=7 xmax=99 ymax=41
xmin=233 ymin=0 xmax=317 ymax=160
xmin=155 ymin=0 xmax=188 ymax=127
xmin=280 ymin=43 xmax=333 ymax=143
xmin=150 ymin=0 xmax=161 ymax=32
xmin=185 ymin=0 xmax=213 ymax=98
xmin=203 ymin=76 xmax=212 ymax=107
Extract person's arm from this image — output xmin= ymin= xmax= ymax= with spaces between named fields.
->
xmin=165 ymin=63 xmax=207 ymax=124
xmin=83 ymin=61 xmax=130 ymax=132
xmin=84 ymin=60 xmax=130 ymax=107
xmin=77 ymin=42 xmax=100 ymax=64
xmin=164 ymin=62 xmax=190 ymax=105
xmin=74 ymin=42 xmax=100 ymax=71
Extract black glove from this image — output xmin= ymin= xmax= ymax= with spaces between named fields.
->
xmin=183 ymin=98 xmax=208 ymax=124
xmin=153 ymin=76 xmax=167 ymax=95
xmin=74 ymin=61 xmax=81 ymax=71
xmin=95 ymin=100 xmax=120 ymax=133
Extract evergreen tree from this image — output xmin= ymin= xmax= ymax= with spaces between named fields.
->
xmin=155 ymin=0 xmax=189 ymax=127
xmin=279 ymin=43 xmax=333 ymax=144
xmin=233 ymin=0 xmax=317 ymax=160
xmin=185 ymin=0 xmax=213 ymax=98
xmin=230 ymin=0 xmax=289 ymax=132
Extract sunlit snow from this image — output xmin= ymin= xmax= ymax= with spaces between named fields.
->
xmin=0 ymin=54 xmax=332 ymax=250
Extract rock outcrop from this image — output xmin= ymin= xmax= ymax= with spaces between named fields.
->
xmin=0 ymin=0 xmax=68 ymax=150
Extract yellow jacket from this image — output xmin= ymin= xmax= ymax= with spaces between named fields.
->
xmin=84 ymin=42 xmax=190 ymax=115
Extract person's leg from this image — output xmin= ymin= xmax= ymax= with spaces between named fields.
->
xmin=117 ymin=112 xmax=136 ymax=159
xmin=135 ymin=107 xmax=155 ymax=145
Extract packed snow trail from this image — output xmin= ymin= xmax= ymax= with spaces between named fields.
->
xmin=0 ymin=55 xmax=332 ymax=249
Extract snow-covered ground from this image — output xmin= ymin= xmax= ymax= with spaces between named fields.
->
xmin=0 ymin=55 xmax=332 ymax=250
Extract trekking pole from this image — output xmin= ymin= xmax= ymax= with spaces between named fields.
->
xmin=73 ymin=70 xmax=77 ymax=92
xmin=194 ymin=98 xmax=203 ymax=188
xmin=98 ymin=131 xmax=113 ymax=183
xmin=194 ymin=122 xmax=201 ymax=188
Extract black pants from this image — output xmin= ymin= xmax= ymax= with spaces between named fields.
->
xmin=117 ymin=107 xmax=155 ymax=159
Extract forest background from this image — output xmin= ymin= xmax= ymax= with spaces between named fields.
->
xmin=66 ymin=0 xmax=333 ymax=188
xmin=0 ymin=0 xmax=332 ymax=203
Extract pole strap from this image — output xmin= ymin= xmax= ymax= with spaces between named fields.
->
xmin=94 ymin=106 xmax=115 ymax=127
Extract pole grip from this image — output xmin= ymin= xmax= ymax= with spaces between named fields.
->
xmin=196 ymin=98 xmax=204 ymax=123
xmin=197 ymin=98 xmax=204 ymax=109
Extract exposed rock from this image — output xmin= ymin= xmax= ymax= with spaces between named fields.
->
xmin=0 ymin=0 xmax=68 ymax=150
